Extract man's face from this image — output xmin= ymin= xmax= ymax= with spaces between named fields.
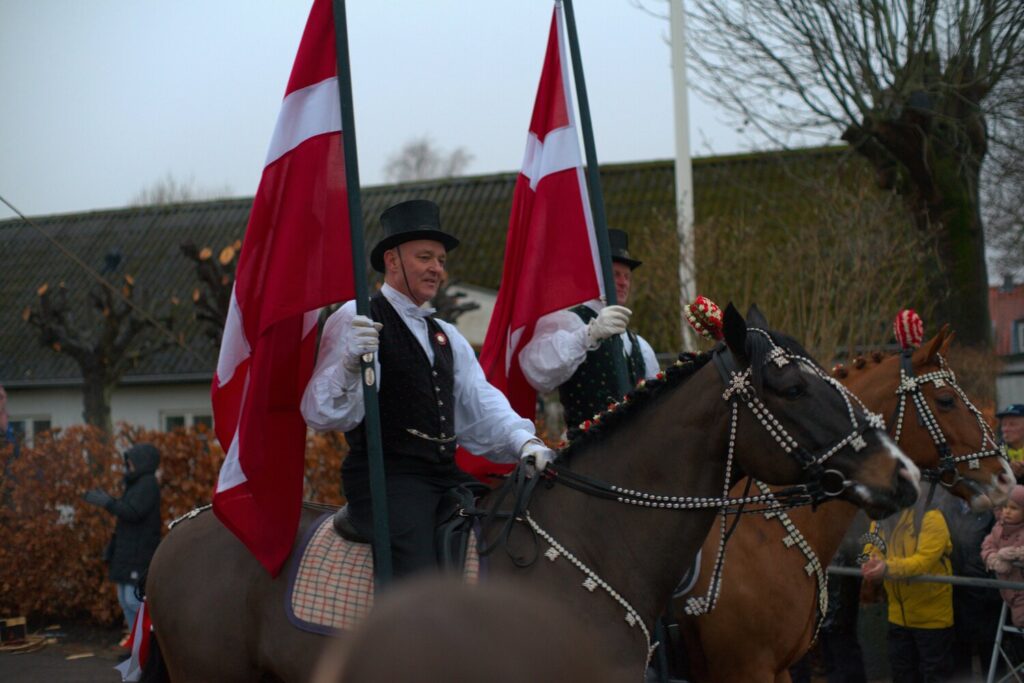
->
xmin=384 ymin=239 xmax=447 ymax=304
xmin=1002 ymin=415 xmax=1024 ymax=447
xmin=612 ymin=261 xmax=632 ymax=305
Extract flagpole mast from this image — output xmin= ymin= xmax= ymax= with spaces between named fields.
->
xmin=561 ymin=0 xmax=630 ymax=396
xmin=332 ymin=0 xmax=392 ymax=585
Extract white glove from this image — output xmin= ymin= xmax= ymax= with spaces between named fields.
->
xmin=342 ymin=315 xmax=382 ymax=371
xmin=520 ymin=440 xmax=556 ymax=477
xmin=586 ymin=305 xmax=631 ymax=347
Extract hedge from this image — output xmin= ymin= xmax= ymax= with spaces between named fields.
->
xmin=0 ymin=425 xmax=346 ymax=625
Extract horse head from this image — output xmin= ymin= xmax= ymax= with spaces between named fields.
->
xmin=839 ymin=326 xmax=1012 ymax=511
xmin=720 ymin=304 xmax=919 ymax=520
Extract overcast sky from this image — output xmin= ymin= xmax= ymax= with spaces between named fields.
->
xmin=0 ymin=1 xmax=770 ymax=221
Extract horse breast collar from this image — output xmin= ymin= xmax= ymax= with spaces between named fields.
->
xmin=891 ymin=350 xmax=1004 ymax=489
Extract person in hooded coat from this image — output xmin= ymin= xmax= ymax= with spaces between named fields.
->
xmin=84 ymin=443 xmax=162 ymax=632
xmin=982 ymin=485 xmax=1024 ymax=628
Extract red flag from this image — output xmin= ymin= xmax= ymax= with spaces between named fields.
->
xmin=212 ymin=0 xmax=354 ymax=576
xmin=457 ymin=5 xmax=602 ymax=479
xmin=114 ymin=599 xmax=151 ymax=681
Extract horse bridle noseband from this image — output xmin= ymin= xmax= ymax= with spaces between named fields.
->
xmin=891 ymin=350 xmax=1005 ymax=494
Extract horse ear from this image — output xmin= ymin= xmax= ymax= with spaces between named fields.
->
xmin=938 ymin=325 xmax=955 ymax=355
xmin=922 ymin=326 xmax=947 ymax=365
xmin=723 ymin=303 xmax=748 ymax=365
xmin=745 ymin=304 xmax=769 ymax=329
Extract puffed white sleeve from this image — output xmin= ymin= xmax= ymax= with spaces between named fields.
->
xmin=443 ymin=322 xmax=536 ymax=462
xmin=638 ymin=335 xmax=660 ymax=379
xmin=517 ymin=309 xmax=592 ymax=393
xmin=301 ymin=302 xmax=378 ymax=432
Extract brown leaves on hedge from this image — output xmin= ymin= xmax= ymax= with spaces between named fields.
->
xmin=0 ymin=424 xmax=348 ymax=625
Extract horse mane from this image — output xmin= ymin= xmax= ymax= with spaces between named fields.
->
xmin=831 ymin=350 xmax=889 ymax=379
xmin=559 ymin=327 xmax=809 ymax=459
xmin=559 ymin=351 xmax=712 ymax=458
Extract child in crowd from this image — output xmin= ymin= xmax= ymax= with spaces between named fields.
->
xmin=982 ymin=485 xmax=1024 ymax=627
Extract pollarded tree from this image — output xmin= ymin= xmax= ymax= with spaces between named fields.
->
xmin=23 ymin=270 xmax=181 ymax=434
xmin=677 ymin=0 xmax=1024 ymax=345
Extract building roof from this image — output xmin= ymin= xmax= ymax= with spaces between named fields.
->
xmin=0 ymin=146 xmax=860 ymax=388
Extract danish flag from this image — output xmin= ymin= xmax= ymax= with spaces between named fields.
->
xmin=211 ymin=0 xmax=354 ymax=576
xmin=457 ymin=4 xmax=602 ymax=479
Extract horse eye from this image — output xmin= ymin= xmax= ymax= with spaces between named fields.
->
xmin=779 ymin=384 xmax=804 ymax=400
xmin=936 ymin=394 xmax=956 ymax=410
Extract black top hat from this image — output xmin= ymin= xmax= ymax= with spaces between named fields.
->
xmin=608 ymin=228 xmax=642 ymax=270
xmin=370 ymin=199 xmax=460 ymax=273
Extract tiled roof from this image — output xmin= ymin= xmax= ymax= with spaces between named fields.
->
xmin=0 ymin=146 xmax=859 ymax=387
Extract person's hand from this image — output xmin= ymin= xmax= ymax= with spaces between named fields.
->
xmin=519 ymin=440 xmax=556 ymax=477
xmin=342 ymin=315 xmax=383 ymax=371
xmin=860 ymin=557 xmax=886 ymax=582
xmin=989 ymin=555 xmax=1012 ymax=574
xmin=83 ymin=488 xmax=113 ymax=508
xmin=586 ymin=305 xmax=631 ymax=346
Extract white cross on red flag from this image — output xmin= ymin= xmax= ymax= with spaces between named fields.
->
xmin=211 ymin=0 xmax=354 ymax=576
xmin=458 ymin=4 xmax=603 ymax=479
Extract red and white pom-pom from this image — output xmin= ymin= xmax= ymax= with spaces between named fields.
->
xmin=893 ymin=309 xmax=924 ymax=350
xmin=685 ymin=296 xmax=724 ymax=341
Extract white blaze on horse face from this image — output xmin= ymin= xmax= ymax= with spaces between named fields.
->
xmin=880 ymin=432 xmax=921 ymax=491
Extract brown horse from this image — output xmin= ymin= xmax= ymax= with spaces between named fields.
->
xmin=674 ymin=328 xmax=1012 ymax=683
xmin=144 ymin=305 xmax=920 ymax=682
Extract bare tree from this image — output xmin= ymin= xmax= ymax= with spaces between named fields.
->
xmin=130 ymin=172 xmax=232 ymax=206
xmin=666 ymin=0 xmax=1024 ymax=346
xmin=22 ymin=265 xmax=180 ymax=433
xmin=383 ymin=137 xmax=473 ymax=183
xmin=180 ymin=240 xmax=241 ymax=344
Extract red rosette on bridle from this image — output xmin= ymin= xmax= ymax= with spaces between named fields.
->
xmin=685 ymin=296 xmax=724 ymax=341
xmin=893 ymin=309 xmax=924 ymax=350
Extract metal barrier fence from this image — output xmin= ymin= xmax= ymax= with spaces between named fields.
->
xmin=827 ymin=565 xmax=1024 ymax=591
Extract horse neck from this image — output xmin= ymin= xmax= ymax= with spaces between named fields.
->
xmin=529 ymin=364 xmax=731 ymax=628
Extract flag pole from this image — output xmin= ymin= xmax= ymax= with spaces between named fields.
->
xmin=561 ymin=0 xmax=630 ymax=396
xmin=332 ymin=0 xmax=392 ymax=586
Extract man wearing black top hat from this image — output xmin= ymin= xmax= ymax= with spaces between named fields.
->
xmin=518 ymin=228 xmax=659 ymax=432
xmin=301 ymin=199 xmax=554 ymax=578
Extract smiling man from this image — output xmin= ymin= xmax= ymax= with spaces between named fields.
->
xmin=301 ymin=199 xmax=553 ymax=578
xmin=518 ymin=228 xmax=659 ymax=433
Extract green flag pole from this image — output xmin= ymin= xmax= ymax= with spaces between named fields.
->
xmin=332 ymin=0 xmax=392 ymax=586
xmin=561 ymin=0 xmax=631 ymax=397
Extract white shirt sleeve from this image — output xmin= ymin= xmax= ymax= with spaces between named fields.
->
xmin=301 ymin=302 xmax=379 ymax=432
xmin=440 ymin=320 xmax=537 ymax=463
xmin=637 ymin=335 xmax=660 ymax=379
xmin=518 ymin=309 xmax=593 ymax=393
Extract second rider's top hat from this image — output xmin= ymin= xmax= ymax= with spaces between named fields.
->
xmin=370 ymin=199 xmax=460 ymax=273
xmin=608 ymin=228 xmax=642 ymax=270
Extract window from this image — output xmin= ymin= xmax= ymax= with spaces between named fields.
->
xmin=161 ymin=411 xmax=212 ymax=432
xmin=8 ymin=416 xmax=52 ymax=445
xmin=1014 ymin=319 xmax=1024 ymax=354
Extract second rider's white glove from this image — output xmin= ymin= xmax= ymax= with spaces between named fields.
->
xmin=586 ymin=305 xmax=632 ymax=347
xmin=519 ymin=439 xmax=556 ymax=477
xmin=342 ymin=315 xmax=383 ymax=371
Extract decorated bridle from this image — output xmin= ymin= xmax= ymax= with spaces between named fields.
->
xmin=884 ymin=309 xmax=1005 ymax=494
xmin=489 ymin=298 xmax=891 ymax=660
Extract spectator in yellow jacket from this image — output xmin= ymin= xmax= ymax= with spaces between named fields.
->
xmin=861 ymin=498 xmax=954 ymax=683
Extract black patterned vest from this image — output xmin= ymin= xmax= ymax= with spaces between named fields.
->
xmin=345 ymin=294 xmax=456 ymax=464
xmin=558 ymin=305 xmax=646 ymax=430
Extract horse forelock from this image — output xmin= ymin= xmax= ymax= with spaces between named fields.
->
xmin=560 ymin=351 xmax=713 ymax=459
xmin=746 ymin=329 xmax=816 ymax=390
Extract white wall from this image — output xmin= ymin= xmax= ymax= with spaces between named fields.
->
xmin=6 ymin=383 xmax=211 ymax=431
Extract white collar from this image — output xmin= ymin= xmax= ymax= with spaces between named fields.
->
xmin=381 ymin=283 xmax=437 ymax=319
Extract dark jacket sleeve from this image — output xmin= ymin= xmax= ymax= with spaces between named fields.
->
xmin=105 ymin=476 xmax=159 ymax=522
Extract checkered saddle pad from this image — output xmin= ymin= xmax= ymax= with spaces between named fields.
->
xmin=286 ymin=513 xmax=480 ymax=634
